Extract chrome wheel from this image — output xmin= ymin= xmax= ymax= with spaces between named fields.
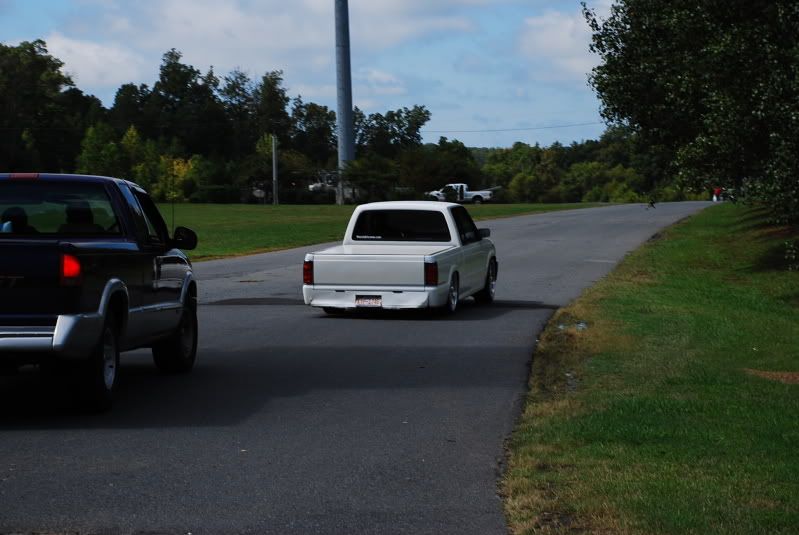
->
xmin=83 ymin=317 xmax=119 ymax=411
xmin=488 ymin=262 xmax=497 ymax=299
xmin=179 ymin=311 xmax=195 ymax=359
xmin=447 ymin=274 xmax=459 ymax=313
xmin=475 ymin=259 xmax=497 ymax=304
xmin=102 ymin=327 xmax=117 ymax=391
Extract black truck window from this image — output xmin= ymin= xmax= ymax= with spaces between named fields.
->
xmin=450 ymin=206 xmax=479 ymax=244
xmin=133 ymin=191 xmax=169 ymax=245
xmin=352 ymin=210 xmax=451 ymax=242
xmin=0 ymin=181 xmax=121 ymax=236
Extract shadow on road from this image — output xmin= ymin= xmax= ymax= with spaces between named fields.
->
xmin=0 ymin=339 xmax=538 ymax=431
xmin=208 ymin=298 xmax=558 ymax=321
xmin=0 ymin=296 xmax=550 ymax=428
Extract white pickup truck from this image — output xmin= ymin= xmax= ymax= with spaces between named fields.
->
xmin=302 ymin=201 xmax=498 ymax=314
xmin=426 ymin=183 xmax=493 ymax=204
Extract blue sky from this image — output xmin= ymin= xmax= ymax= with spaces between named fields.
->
xmin=0 ymin=0 xmax=612 ymax=148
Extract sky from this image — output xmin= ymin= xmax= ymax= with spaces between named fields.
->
xmin=0 ymin=0 xmax=613 ymax=148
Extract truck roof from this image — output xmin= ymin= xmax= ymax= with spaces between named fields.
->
xmin=0 ymin=173 xmax=141 ymax=189
xmin=356 ymin=200 xmax=460 ymax=211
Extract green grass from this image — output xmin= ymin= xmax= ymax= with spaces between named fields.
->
xmin=503 ymin=204 xmax=799 ymax=534
xmin=158 ymin=202 xmax=601 ymax=259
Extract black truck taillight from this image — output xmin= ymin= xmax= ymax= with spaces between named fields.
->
xmin=303 ymin=260 xmax=314 ymax=285
xmin=424 ymin=261 xmax=438 ymax=286
xmin=60 ymin=254 xmax=82 ymax=286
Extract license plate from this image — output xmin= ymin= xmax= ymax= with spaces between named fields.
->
xmin=355 ymin=295 xmax=382 ymax=307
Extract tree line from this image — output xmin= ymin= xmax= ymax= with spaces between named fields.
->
xmin=3 ymin=40 xmax=684 ymax=205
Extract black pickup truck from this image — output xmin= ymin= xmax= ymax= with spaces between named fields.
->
xmin=0 ymin=173 xmax=199 ymax=410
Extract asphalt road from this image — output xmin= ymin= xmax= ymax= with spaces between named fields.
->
xmin=0 ymin=202 xmax=710 ymax=534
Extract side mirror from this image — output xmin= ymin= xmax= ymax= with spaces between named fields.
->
xmin=478 ymin=228 xmax=491 ymax=239
xmin=172 ymin=226 xmax=198 ymax=250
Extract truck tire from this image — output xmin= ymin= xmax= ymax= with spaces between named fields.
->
xmin=472 ymin=196 xmax=483 ymax=204
xmin=474 ymin=259 xmax=497 ymax=304
xmin=442 ymin=273 xmax=459 ymax=314
xmin=152 ymin=301 xmax=198 ymax=374
xmin=82 ymin=315 xmax=120 ymax=412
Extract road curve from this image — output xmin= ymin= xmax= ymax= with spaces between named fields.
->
xmin=0 ymin=202 xmax=710 ymax=534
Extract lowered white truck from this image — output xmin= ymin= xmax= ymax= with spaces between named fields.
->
xmin=303 ymin=201 xmax=497 ymax=314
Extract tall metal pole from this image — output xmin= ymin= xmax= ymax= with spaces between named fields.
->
xmin=272 ymin=134 xmax=279 ymax=205
xmin=335 ymin=0 xmax=355 ymax=205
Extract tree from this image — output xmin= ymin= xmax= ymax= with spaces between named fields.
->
xmin=481 ymin=142 xmax=543 ymax=190
xmin=130 ymin=139 xmax=162 ymax=191
xmin=220 ymin=68 xmax=257 ymax=159
xmin=399 ymin=137 xmax=483 ymax=194
xmin=357 ymin=105 xmax=431 ymax=158
xmin=254 ymin=70 xmax=291 ymax=140
xmin=120 ymin=125 xmax=144 ymax=178
xmin=0 ymin=40 xmax=83 ymax=171
xmin=290 ymin=96 xmax=336 ymax=165
xmin=343 ymin=154 xmax=400 ymax=202
xmin=584 ymin=0 xmax=799 ymax=221
xmin=145 ymin=49 xmax=228 ymax=156
xmin=110 ymin=83 xmax=150 ymax=137
xmin=75 ymin=123 xmax=123 ymax=177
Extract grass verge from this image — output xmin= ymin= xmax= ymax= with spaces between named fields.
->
xmin=158 ymin=202 xmax=603 ymax=260
xmin=503 ymin=203 xmax=799 ymax=534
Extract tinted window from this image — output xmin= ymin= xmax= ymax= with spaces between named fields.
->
xmin=0 ymin=181 xmax=120 ymax=236
xmin=118 ymin=183 xmax=150 ymax=243
xmin=450 ymin=206 xmax=479 ymax=243
xmin=352 ymin=210 xmax=451 ymax=242
xmin=133 ymin=191 xmax=169 ymax=244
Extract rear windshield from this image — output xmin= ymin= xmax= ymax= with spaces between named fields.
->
xmin=0 ymin=181 xmax=120 ymax=236
xmin=352 ymin=210 xmax=451 ymax=242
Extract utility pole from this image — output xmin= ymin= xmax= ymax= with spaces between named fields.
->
xmin=335 ymin=0 xmax=355 ymax=205
xmin=272 ymin=134 xmax=279 ymax=205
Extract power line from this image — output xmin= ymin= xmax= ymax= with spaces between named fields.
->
xmin=422 ymin=121 xmax=604 ymax=134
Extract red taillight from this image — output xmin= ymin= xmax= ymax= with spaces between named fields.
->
xmin=303 ymin=260 xmax=314 ymax=285
xmin=424 ymin=262 xmax=438 ymax=286
xmin=9 ymin=173 xmax=39 ymax=180
xmin=61 ymin=254 xmax=82 ymax=285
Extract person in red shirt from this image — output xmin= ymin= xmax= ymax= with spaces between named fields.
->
xmin=713 ymin=187 xmax=722 ymax=202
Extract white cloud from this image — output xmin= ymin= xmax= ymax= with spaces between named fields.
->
xmin=77 ymin=0 xmax=492 ymax=80
xmin=351 ymin=68 xmax=408 ymax=111
xmin=38 ymin=0 xmax=522 ymax=108
xmin=46 ymin=32 xmax=148 ymax=89
xmin=519 ymin=10 xmax=594 ymax=80
xmin=351 ymin=1 xmax=476 ymax=49
xmin=518 ymin=1 xmax=612 ymax=81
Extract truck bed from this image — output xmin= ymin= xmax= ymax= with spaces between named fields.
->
xmin=311 ymin=244 xmax=454 ymax=287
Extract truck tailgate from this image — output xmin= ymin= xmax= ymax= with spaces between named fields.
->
xmin=0 ymin=240 xmax=74 ymax=315
xmin=312 ymin=245 xmax=454 ymax=287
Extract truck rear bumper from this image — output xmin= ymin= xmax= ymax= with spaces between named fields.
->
xmin=303 ymin=284 xmax=450 ymax=310
xmin=0 ymin=313 xmax=102 ymax=360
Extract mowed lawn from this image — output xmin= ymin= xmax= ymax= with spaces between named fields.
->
xmin=504 ymin=203 xmax=799 ymax=534
xmin=158 ymin=202 xmax=603 ymax=259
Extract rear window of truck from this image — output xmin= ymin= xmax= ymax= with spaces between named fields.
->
xmin=0 ymin=181 xmax=121 ymax=236
xmin=352 ymin=210 xmax=451 ymax=242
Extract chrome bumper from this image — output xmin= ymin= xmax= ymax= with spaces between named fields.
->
xmin=303 ymin=284 xmax=450 ymax=310
xmin=0 ymin=313 xmax=103 ymax=359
